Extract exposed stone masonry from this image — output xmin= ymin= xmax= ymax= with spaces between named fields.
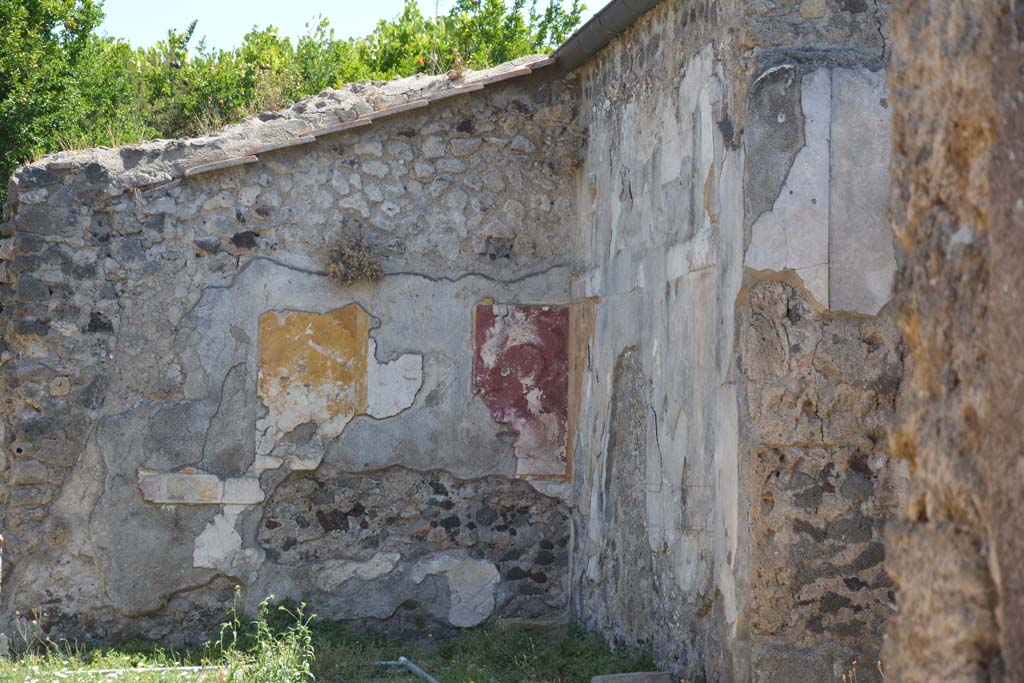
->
xmin=883 ymin=1 xmax=1024 ymax=681
xmin=6 ymin=0 xmax=997 ymax=681
xmin=257 ymin=465 xmax=568 ymax=626
xmin=741 ymin=282 xmax=904 ymax=678
xmin=0 ymin=61 xmax=579 ymax=641
xmin=565 ymin=1 xmax=899 ymax=681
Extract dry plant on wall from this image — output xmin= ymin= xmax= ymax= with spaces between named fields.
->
xmin=325 ymin=236 xmax=384 ymax=286
xmin=840 ymin=660 xmax=885 ymax=682
xmin=449 ymin=47 xmax=466 ymax=81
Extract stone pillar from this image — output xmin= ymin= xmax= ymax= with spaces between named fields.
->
xmin=885 ymin=1 xmax=1023 ymax=681
xmin=740 ymin=62 xmax=904 ymax=683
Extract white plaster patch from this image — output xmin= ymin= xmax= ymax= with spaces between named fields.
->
xmin=254 ymin=454 xmax=283 ymax=472
xmin=714 ymin=147 xmax=745 ymax=629
xmin=317 ymin=410 xmax=355 ymax=444
xmin=666 ymin=244 xmax=688 ymax=282
xmin=745 ymin=69 xmax=831 ymax=307
xmin=193 ymin=509 xmax=264 ymax=580
xmin=478 ymin=305 xmax=542 ymax=370
xmin=698 ymin=88 xmax=716 ymax=228
xmin=258 ymin=384 xmax=361 ymax=450
xmin=525 ymin=387 xmax=545 ymax=413
xmin=223 ymin=477 xmax=264 ymax=504
xmin=828 ymin=68 xmax=896 ymax=314
xmin=659 ymin=102 xmax=684 ymax=184
xmin=366 ymin=339 xmax=423 ymax=418
xmin=411 ymin=553 xmax=501 ymax=627
xmin=584 ymin=268 xmax=602 ymax=298
xmin=314 ymin=552 xmax=402 ymax=592
xmin=666 ymin=228 xmax=718 ymax=282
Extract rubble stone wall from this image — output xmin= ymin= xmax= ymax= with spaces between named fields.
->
xmin=0 ymin=1 xmax=946 ymax=680
xmin=739 ymin=64 xmax=904 ymax=682
xmin=0 ymin=64 xmax=580 ymax=642
xmin=884 ymin=2 xmax=1024 ymax=681
xmin=568 ymin=2 xmax=902 ymax=682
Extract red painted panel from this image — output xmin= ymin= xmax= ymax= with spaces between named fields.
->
xmin=474 ymin=303 xmax=569 ymax=477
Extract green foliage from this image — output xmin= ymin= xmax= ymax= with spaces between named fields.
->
xmin=428 ymin=625 xmax=659 ymax=682
xmin=0 ymin=1 xmax=107 ymax=187
xmin=133 ymin=21 xmax=306 ymax=136
xmin=1 ymin=595 xmax=316 ymax=682
xmin=352 ymin=0 xmax=584 ymax=78
xmin=291 ymin=616 xmax=657 ymax=682
xmin=0 ymin=596 xmax=657 ymax=683
xmin=214 ymin=596 xmax=316 ymax=683
xmin=0 ymin=0 xmax=584 ymax=204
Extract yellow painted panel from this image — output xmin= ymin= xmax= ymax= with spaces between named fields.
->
xmin=258 ymin=305 xmax=370 ymax=428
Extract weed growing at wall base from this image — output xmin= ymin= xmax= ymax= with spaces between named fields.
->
xmin=0 ymin=595 xmax=316 ymax=683
xmin=0 ymin=596 xmax=656 ymax=682
xmin=214 ymin=596 xmax=316 ymax=682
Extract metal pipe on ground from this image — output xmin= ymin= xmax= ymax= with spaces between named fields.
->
xmin=377 ymin=656 xmax=443 ymax=683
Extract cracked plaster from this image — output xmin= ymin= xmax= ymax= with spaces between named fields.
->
xmin=745 ymin=66 xmax=895 ymax=314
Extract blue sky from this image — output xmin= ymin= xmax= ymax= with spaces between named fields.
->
xmin=98 ymin=0 xmax=599 ymax=50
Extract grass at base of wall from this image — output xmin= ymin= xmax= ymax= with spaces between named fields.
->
xmin=0 ymin=598 xmax=656 ymax=683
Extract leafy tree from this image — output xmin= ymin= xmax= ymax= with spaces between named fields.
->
xmin=0 ymin=0 xmax=585 ymax=203
xmin=62 ymin=37 xmax=151 ymax=150
xmin=353 ymin=0 xmax=445 ymax=79
xmin=353 ymin=0 xmax=584 ymax=78
xmin=294 ymin=19 xmax=364 ymax=93
xmin=0 ymin=0 xmax=106 ymax=194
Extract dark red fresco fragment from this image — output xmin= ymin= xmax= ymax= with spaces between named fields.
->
xmin=473 ymin=303 xmax=569 ymax=477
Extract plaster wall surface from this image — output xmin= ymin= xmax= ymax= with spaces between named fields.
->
xmin=568 ymin=14 xmax=745 ymax=677
xmin=0 ymin=1 xmax=916 ymax=679
xmin=0 ymin=65 xmax=580 ymax=641
xmin=566 ymin=2 xmax=901 ymax=682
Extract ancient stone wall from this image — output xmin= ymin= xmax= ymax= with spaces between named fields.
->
xmin=0 ymin=2 xmax=935 ymax=679
xmin=567 ymin=4 xmax=744 ymax=678
xmin=568 ymin=2 xmax=902 ymax=681
xmin=739 ymin=64 xmax=903 ymax=682
xmin=884 ymin=2 xmax=1024 ymax=681
xmin=0 ymin=61 xmax=581 ymax=641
